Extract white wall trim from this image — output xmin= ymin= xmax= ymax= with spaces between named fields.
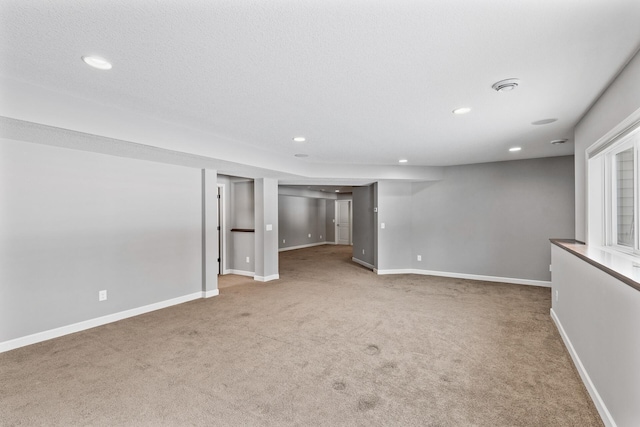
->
xmin=351 ymin=257 xmax=374 ymax=270
xmin=202 ymin=289 xmax=220 ymax=298
xmin=0 ymin=292 xmax=203 ymax=354
xmin=376 ymin=268 xmax=415 ymax=275
xmin=254 ymin=274 xmax=280 ymax=282
xmin=227 ymin=269 xmax=254 ymax=277
xmin=550 ymin=308 xmax=615 ymax=427
xmin=375 ymin=268 xmax=551 ymax=287
xmin=279 ymin=242 xmax=329 ymax=252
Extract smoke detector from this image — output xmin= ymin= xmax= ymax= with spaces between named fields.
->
xmin=550 ymin=139 xmax=568 ymax=145
xmin=492 ymin=78 xmax=520 ymax=92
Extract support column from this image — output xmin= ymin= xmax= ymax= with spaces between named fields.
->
xmin=202 ymin=169 xmax=219 ymax=297
xmin=254 ymin=178 xmax=279 ymax=281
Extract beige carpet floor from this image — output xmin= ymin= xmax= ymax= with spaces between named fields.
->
xmin=1 ymin=245 xmax=602 ymax=426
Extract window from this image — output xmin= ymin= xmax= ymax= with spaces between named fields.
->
xmin=615 ymin=148 xmax=634 ymax=247
xmin=598 ymin=124 xmax=640 ymax=254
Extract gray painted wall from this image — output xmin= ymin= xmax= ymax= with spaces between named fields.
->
xmin=551 ymin=245 xmax=640 ymax=426
xmin=279 ymin=195 xmax=327 ymax=249
xmin=352 ymin=185 xmax=375 ymax=266
xmin=230 ymin=179 xmax=255 ymax=272
xmin=0 ymin=139 xmax=202 ymax=343
xmin=376 ymin=181 xmax=413 ymax=270
xmin=560 ymin=51 xmax=640 ymax=425
xmin=254 ymin=178 xmax=279 ymax=279
xmin=411 ymin=156 xmax=575 ymax=281
xmin=217 ymin=175 xmax=233 ymax=273
xmin=574 ymin=50 xmax=640 ymax=241
xmin=325 ymin=199 xmax=336 ymax=243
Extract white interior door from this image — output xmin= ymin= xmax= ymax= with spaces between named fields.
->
xmin=336 ymin=200 xmax=351 ymax=245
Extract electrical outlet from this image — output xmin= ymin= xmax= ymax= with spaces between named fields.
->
xmin=417 ymin=255 xmax=422 ymax=261
xmin=283 ymin=239 xmax=286 ymax=244
xmin=320 ymin=235 xmax=322 ymax=239
xmin=362 ymin=249 xmax=365 ymax=255
xmin=555 ymin=290 xmax=559 ymax=302
xmin=308 ymin=233 xmax=311 ymax=238
xmin=332 ymin=219 xmax=335 ymax=223
xmin=98 ymin=290 xmax=107 ymax=301
xmin=246 ymin=256 xmax=250 ymax=263
xmin=381 ymin=223 xmax=385 ymax=229
xmin=549 ymin=264 xmax=553 ymax=272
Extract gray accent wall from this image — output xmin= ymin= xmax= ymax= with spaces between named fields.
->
xmin=0 ymin=139 xmax=202 ymax=343
xmin=230 ymin=179 xmax=255 ymax=272
xmin=574 ymin=50 xmax=640 ymax=242
xmin=376 ymin=181 xmax=413 ymax=270
xmin=325 ymin=199 xmax=335 ymax=243
xmin=410 ymin=156 xmax=575 ymax=281
xmin=279 ymin=195 xmax=327 ymax=249
xmin=255 ymin=178 xmax=279 ymax=279
xmin=352 ymin=185 xmax=375 ymax=266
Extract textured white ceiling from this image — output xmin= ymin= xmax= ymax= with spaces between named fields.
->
xmin=1 ymin=0 xmax=640 ymax=179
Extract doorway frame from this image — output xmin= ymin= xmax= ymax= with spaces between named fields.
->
xmin=217 ymin=183 xmax=227 ymax=274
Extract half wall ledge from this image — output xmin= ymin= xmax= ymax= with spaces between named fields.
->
xmin=550 ymin=238 xmax=640 ymax=292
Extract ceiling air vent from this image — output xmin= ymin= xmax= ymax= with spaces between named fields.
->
xmin=492 ymin=78 xmax=520 ymax=92
xmin=550 ymin=139 xmax=568 ymax=145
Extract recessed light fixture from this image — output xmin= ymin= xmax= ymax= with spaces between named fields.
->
xmin=532 ymin=118 xmax=557 ymax=126
xmin=509 ymin=147 xmax=522 ymax=152
xmin=398 ymin=159 xmax=408 ymax=163
xmin=492 ymin=78 xmax=520 ymax=92
xmin=453 ymin=107 xmax=471 ymax=115
xmin=550 ymin=139 xmax=568 ymax=145
xmin=294 ymin=153 xmax=308 ymax=158
xmin=82 ymin=55 xmax=112 ymax=70
xmin=292 ymin=136 xmax=306 ymax=142
xmin=335 ymin=190 xmax=340 ymax=193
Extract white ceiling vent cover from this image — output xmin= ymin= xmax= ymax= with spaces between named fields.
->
xmin=492 ymin=78 xmax=520 ymax=92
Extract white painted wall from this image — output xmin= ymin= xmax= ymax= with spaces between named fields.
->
xmin=551 ymin=245 xmax=640 ymax=426
xmin=0 ymin=139 xmax=202 ymax=344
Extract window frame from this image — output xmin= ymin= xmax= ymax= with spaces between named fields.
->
xmin=599 ymin=125 xmax=640 ymax=256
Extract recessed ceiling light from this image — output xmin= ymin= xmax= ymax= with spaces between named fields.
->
xmin=453 ymin=107 xmax=471 ymax=115
xmin=293 ymin=137 xmax=306 ymax=142
xmin=82 ymin=55 xmax=112 ymax=70
xmin=294 ymin=153 xmax=308 ymax=158
xmin=509 ymin=147 xmax=522 ymax=152
xmin=398 ymin=159 xmax=408 ymax=163
xmin=532 ymin=118 xmax=557 ymax=125
xmin=492 ymin=78 xmax=520 ymax=92
xmin=335 ymin=190 xmax=340 ymax=193
xmin=551 ymin=139 xmax=568 ymax=145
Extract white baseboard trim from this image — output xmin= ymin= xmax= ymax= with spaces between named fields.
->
xmin=550 ymin=309 xmax=614 ymax=427
xmin=202 ymin=289 xmax=220 ymax=298
xmin=351 ymin=257 xmax=374 ymax=270
xmin=227 ymin=269 xmax=255 ymax=277
xmin=222 ymin=268 xmax=231 ymax=275
xmin=375 ymin=268 xmax=414 ymax=275
xmin=0 ymin=292 xmax=203 ymax=354
xmin=374 ymin=268 xmax=551 ymax=287
xmin=279 ymin=242 xmax=328 ymax=252
xmin=254 ymin=274 xmax=280 ymax=282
